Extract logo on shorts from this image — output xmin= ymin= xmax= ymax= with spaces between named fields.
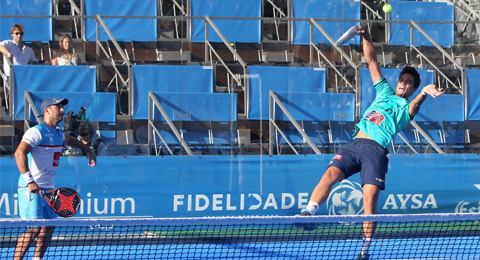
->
xmin=329 ymin=154 xmax=343 ymax=165
xmin=326 ymin=180 xmax=364 ymax=216
xmin=365 ymin=110 xmax=385 ymax=125
xmin=333 ymin=154 xmax=343 ymax=160
xmin=375 ymin=178 xmax=385 ymax=183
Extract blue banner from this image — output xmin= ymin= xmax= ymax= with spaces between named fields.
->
xmin=466 ymin=69 xmax=480 ymax=120
xmin=1 ymin=155 xmax=479 ymax=219
xmin=191 ymin=0 xmax=261 ymax=43
xmin=248 ymin=66 xmax=326 ymax=120
xmin=133 ymin=65 xmax=214 ymax=119
xmin=0 ymin=0 xmax=52 ymax=42
xmin=292 ymin=0 xmax=360 ymax=45
xmin=13 ymin=65 xmax=96 ymax=120
xmin=84 ymin=0 xmax=156 ymax=41
xmin=389 ymin=0 xmax=454 ymax=47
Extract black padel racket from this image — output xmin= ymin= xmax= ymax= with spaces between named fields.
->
xmin=42 ymin=188 xmax=81 ymax=218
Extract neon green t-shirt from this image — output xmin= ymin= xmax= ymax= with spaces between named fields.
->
xmin=354 ymin=77 xmax=414 ymax=148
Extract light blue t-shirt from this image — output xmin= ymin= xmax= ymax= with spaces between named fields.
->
xmin=354 ymin=77 xmax=414 ymax=148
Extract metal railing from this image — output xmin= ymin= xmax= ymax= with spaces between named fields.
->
xmin=94 ymin=15 xmax=132 ymax=115
xmin=203 ymin=16 xmax=249 ymax=116
xmin=23 ymin=91 xmax=42 ymax=131
xmin=268 ymin=90 xmax=321 ymax=155
xmin=147 ymin=91 xmax=193 ymax=156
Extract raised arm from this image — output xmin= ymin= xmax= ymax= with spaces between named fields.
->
xmin=359 ymin=26 xmax=382 ymax=84
xmin=408 ymin=84 xmax=445 ymax=117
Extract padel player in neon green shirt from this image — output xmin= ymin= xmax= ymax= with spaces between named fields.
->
xmin=296 ymin=26 xmax=445 ymax=260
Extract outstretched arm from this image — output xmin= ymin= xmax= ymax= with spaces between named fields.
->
xmin=64 ymin=134 xmax=97 ymax=167
xmin=359 ymin=26 xmax=382 ymax=84
xmin=409 ymin=84 xmax=445 ymax=117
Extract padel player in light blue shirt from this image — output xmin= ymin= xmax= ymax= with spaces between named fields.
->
xmin=296 ymin=26 xmax=445 ymax=260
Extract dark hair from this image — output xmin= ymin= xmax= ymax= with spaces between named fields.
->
xmin=399 ymin=66 xmax=421 ymax=90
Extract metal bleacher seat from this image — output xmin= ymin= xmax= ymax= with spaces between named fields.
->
xmin=13 ymin=65 xmax=96 ymax=120
xmin=132 ymin=64 xmax=213 ymax=120
xmin=148 ymin=92 xmax=238 ymax=155
xmin=270 ymin=91 xmax=355 ymax=154
xmin=247 ymin=66 xmax=326 ymax=120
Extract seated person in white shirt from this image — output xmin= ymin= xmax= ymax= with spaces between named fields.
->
xmin=51 ymin=34 xmax=81 ymax=66
xmin=0 ymin=24 xmax=38 ymax=77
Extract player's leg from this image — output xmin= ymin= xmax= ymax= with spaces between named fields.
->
xmin=356 ymin=139 xmax=388 ymax=260
xmin=15 ymin=186 xmax=43 ymax=260
xmin=34 ymin=226 xmax=55 ymax=259
xmin=302 ymin=145 xmax=361 ymax=216
xmin=14 ymin=227 xmax=41 ymax=260
xmin=358 ymin=184 xmax=381 ymax=260
xmin=304 ymin=166 xmax=345 ymax=214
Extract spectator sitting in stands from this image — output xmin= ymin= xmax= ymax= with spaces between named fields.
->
xmin=64 ymin=122 xmax=105 ymax=156
xmin=0 ymin=24 xmax=38 ymax=77
xmin=51 ymin=34 xmax=81 ymax=66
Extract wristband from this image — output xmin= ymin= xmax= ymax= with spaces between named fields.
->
xmin=22 ymin=171 xmax=34 ymax=184
xmin=421 ymin=88 xmax=427 ymax=96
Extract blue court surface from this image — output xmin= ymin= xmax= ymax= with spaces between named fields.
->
xmin=1 ymin=232 xmax=479 ymax=259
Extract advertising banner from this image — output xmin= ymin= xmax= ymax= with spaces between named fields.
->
xmin=1 ymin=154 xmax=478 ymax=218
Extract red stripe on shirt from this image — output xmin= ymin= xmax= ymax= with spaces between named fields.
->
xmin=38 ymin=144 xmax=63 ymax=148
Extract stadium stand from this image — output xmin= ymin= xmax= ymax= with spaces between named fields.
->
xmin=0 ymin=0 xmax=479 ymax=156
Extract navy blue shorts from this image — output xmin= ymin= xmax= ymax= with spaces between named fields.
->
xmin=328 ymin=138 xmax=389 ymax=190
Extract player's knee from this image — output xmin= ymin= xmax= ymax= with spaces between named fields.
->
xmin=322 ymin=167 xmax=344 ymax=183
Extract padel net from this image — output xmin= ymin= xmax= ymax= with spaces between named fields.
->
xmin=1 ymin=213 xmax=479 ymax=259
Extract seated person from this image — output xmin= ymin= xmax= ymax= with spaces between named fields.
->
xmin=64 ymin=122 xmax=105 ymax=156
xmin=51 ymin=34 xmax=81 ymax=66
xmin=0 ymin=24 xmax=38 ymax=76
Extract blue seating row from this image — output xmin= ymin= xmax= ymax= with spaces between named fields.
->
xmin=10 ymin=65 xmax=474 ymax=149
xmin=1 ymin=0 xmax=454 ymax=47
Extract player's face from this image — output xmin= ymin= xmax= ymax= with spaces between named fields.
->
xmin=395 ymin=73 xmax=416 ymax=99
xmin=11 ymin=29 xmax=24 ymax=44
xmin=45 ymin=104 xmax=65 ymax=123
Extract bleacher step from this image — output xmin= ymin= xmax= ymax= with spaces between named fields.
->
xmin=0 ymin=125 xmax=15 ymax=137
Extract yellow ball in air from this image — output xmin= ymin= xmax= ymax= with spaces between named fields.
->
xmin=383 ymin=3 xmax=392 ymax=13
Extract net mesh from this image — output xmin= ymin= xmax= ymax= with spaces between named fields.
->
xmin=1 ymin=213 xmax=479 ymax=259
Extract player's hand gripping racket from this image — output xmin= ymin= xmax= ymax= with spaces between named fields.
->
xmin=335 ymin=25 xmax=359 ymax=46
xmin=42 ymin=188 xmax=81 ymax=218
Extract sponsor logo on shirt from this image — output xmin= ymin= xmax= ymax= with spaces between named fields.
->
xmin=365 ymin=110 xmax=385 ymax=125
xmin=53 ymin=152 xmax=61 ymax=166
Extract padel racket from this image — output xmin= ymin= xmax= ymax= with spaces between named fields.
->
xmin=335 ymin=25 xmax=359 ymax=46
xmin=42 ymin=188 xmax=81 ymax=218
